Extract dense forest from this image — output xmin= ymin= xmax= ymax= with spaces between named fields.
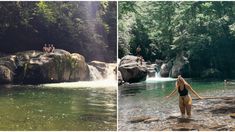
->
xmin=119 ymin=1 xmax=235 ymax=78
xmin=0 ymin=1 xmax=116 ymax=62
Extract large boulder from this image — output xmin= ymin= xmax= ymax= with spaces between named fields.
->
xmin=12 ymin=49 xmax=90 ymax=84
xmin=119 ymin=55 xmax=147 ymax=83
xmin=160 ymin=61 xmax=173 ymax=77
xmin=170 ymin=53 xmax=191 ymax=78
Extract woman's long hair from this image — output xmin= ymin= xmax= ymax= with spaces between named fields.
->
xmin=176 ymin=75 xmax=188 ymax=88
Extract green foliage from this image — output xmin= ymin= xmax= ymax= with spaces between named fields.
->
xmin=0 ymin=1 xmax=116 ymax=62
xmin=119 ymin=1 xmax=235 ymax=78
xmin=36 ymin=1 xmax=56 ymax=23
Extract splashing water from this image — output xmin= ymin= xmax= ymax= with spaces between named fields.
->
xmin=88 ymin=65 xmax=103 ymax=80
xmin=42 ymin=79 xmax=117 ymax=91
xmin=146 ymin=71 xmax=176 ymax=82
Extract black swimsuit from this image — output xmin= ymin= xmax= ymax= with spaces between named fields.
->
xmin=178 ymin=85 xmax=188 ymax=96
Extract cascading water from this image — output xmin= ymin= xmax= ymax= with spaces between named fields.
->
xmin=88 ymin=65 xmax=103 ymax=81
xmin=43 ymin=63 xmax=117 ymax=89
xmin=146 ymin=71 xmax=176 ymax=82
xmin=104 ymin=63 xmax=116 ymax=80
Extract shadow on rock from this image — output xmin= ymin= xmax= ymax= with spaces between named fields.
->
xmin=210 ymin=106 xmax=235 ymax=115
xmin=177 ymin=118 xmax=195 ymax=123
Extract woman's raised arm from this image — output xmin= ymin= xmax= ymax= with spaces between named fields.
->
xmin=166 ymin=82 xmax=178 ymax=99
xmin=185 ymin=83 xmax=203 ymax=99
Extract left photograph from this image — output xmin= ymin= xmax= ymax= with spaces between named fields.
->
xmin=0 ymin=1 xmax=117 ymax=131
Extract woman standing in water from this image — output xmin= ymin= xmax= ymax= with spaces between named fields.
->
xmin=166 ymin=75 xmax=203 ymax=118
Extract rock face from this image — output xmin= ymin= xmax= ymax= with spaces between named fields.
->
xmin=119 ymin=55 xmax=147 ymax=83
xmin=170 ymin=53 xmax=191 ymax=78
xmin=0 ymin=49 xmax=90 ymax=84
xmin=160 ymin=61 xmax=173 ymax=77
xmin=201 ymin=68 xmax=222 ymax=78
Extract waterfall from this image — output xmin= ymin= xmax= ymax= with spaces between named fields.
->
xmin=88 ymin=63 xmax=116 ymax=81
xmin=104 ymin=63 xmax=116 ymax=80
xmin=155 ymin=71 xmax=161 ymax=78
xmin=147 ymin=71 xmax=176 ymax=82
xmin=88 ymin=65 xmax=103 ymax=81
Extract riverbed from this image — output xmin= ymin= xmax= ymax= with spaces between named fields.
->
xmin=118 ymin=78 xmax=235 ymax=131
xmin=0 ymin=80 xmax=117 ymax=131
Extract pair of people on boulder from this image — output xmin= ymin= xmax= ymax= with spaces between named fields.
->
xmin=136 ymin=46 xmax=143 ymax=65
xmin=43 ymin=44 xmax=55 ymax=53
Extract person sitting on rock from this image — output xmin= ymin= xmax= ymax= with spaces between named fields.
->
xmin=51 ymin=44 xmax=55 ymax=53
xmin=43 ymin=44 xmax=48 ymax=52
xmin=47 ymin=44 xmax=52 ymax=53
xmin=136 ymin=56 xmax=143 ymax=65
xmin=166 ymin=75 xmax=203 ymax=118
xmin=136 ymin=46 xmax=141 ymax=57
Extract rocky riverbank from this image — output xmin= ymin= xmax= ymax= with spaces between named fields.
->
xmin=0 ymin=49 xmax=116 ymax=84
xmin=117 ymin=53 xmax=190 ymax=84
xmin=119 ymin=96 xmax=235 ymax=131
xmin=118 ymin=50 xmax=226 ymax=84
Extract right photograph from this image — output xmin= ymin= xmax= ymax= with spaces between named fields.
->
xmin=118 ymin=1 xmax=235 ymax=131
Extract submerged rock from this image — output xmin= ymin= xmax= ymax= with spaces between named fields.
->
xmin=143 ymin=117 xmax=159 ymax=123
xmin=119 ymin=55 xmax=147 ymax=83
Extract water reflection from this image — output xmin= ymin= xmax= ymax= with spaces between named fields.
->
xmin=0 ymin=84 xmax=116 ymax=130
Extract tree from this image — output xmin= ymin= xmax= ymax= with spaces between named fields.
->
xmin=0 ymin=1 xmax=117 ymax=62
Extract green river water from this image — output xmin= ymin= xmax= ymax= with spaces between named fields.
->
xmin=0 ymin=81 xmax=116 ymax=131
xmin=119 ymin=77 xmax=235 ymax=130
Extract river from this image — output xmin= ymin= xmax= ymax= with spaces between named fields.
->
xmin=0 ymin=80 xmax=117 ymax=130
xmin=119 ymin=77 xmax=235 ymax=131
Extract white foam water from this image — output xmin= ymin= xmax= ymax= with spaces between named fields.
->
xmin=42 ymin=79 xmax=117 ymax=90
xmin=146 ymin=72 xmax=176 ymax=82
